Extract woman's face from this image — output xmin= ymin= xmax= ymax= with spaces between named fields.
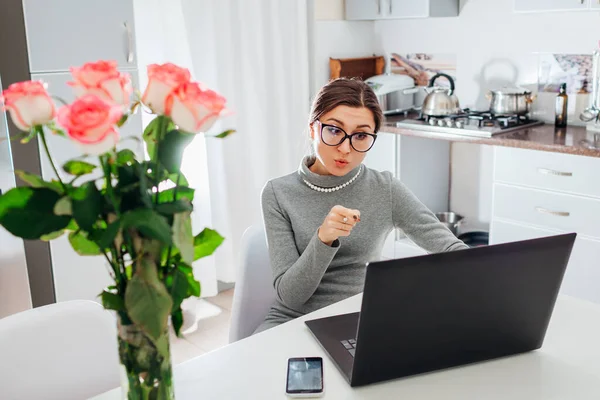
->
xmin=309 ymin=105 xmax=376 ymax=176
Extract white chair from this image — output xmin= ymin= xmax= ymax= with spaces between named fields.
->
xmin=0 ymin=300 xmax=120 ymax=400
xmin=229 ymin=225 xmax=276 ymax=343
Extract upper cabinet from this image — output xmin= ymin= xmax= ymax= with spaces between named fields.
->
xmin=22 ymin=0 xmax=137 ymax=73
xmin=345 ymin=0 xmax=382 ymax=20
xmin=345 ymin=0 xmax=459 ymax=20
xmin=514 ymin=0 xmax=590 ymax=12
xmin=590 ymin=0 xmax=600 ymax=8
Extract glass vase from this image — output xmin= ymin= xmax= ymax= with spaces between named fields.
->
xmin=117 ymin=318 xmax=175 ymax=400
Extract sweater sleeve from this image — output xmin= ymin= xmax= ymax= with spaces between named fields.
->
xmin=390 ymin=177 xmax=469 ymax=253
xmin=261 ymin=181 xmax=340 ymax=310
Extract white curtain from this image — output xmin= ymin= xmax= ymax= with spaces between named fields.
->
xmin=134 ymin=0 xmax=311 ymax=293
xmin=181 ymin=0 xmax=311 ymax=284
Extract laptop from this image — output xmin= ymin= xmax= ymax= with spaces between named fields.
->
xmin=305 ymin=233 xmax=576 ymax=387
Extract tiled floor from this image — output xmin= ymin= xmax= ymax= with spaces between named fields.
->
xmin=170 ymin=289 xmax=234 ymax=365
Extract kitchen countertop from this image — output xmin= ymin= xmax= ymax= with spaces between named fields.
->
xmin=382 ymin=114 xmax=600 ymax=158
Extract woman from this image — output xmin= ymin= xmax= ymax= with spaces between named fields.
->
xmin=255 ymin=78 xmax=468 ymax=334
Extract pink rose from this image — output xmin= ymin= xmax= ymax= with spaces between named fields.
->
xmin=141 ymin=63 xmax=191 ymax=115
xmin=68 ymin=60 xmax=132 ymax=107
xmin=57 ymin=95 xmax=123 ymax=155
xmin=0 ymin=80 xmax=56 ymax=131
xmin=166 ymin=82 xmax=227 ymax=133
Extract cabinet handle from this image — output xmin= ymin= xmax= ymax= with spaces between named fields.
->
xmin=124 ymin=21 xmax=134 ymax=63
xmin=376 ymin=0 xmax=380 ymax=14
xmin=389 ymin=0 xmax=393 ymax=14
xmin=537 ymin=167 xmax=572 ymax=177
xmin=535 ymin=207 xmax=570 ymax=217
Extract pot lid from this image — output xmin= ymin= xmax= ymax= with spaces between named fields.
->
xmin=365 ymin=73 xmax=415 ymax=95
xmin=490 ymin=86 xmax=532 ymax=95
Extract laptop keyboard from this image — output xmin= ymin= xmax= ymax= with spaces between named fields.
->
xmin=340 ymin=339 xmax=357 ymax=357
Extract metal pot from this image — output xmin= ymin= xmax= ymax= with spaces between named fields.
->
xmin=487 ymin=87 xmax=535 ymax=115
xmin=422 ymin=73 xmax=461 ymax=116
xmin=434 ymin=212 xmax=464 ymax=236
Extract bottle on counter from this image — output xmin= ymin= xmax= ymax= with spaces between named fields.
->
xmin=555 ymin=83 xmax=568 ymax=128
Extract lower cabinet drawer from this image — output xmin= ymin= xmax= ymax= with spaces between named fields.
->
xmin=491 ymin=219 xmax=600 ymax=304
xmin=492 ymin=183 xmax=600 ymax=239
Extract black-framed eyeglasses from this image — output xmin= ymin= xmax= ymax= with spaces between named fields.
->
xmin=317 ymin=121 xmax=377 ymax=153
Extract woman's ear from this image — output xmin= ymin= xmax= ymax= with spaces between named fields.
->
xmin=309 ymin=124 xmax=315 ymax=140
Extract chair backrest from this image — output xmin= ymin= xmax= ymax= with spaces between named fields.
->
xmin=229 ymin=225 xmax=276 ymax=343
xmin=0 ymin=300 xmax=120 ymax=400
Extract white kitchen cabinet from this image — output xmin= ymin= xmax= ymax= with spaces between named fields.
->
xmin=22 ymin=0 xmax=137 ymax=73
xmin=32 ymin=71 xmax=143 ymax=303
xmin=514 ymin=0 xmax=589 ymax=13
xmin=492 ymin=183 xmax=600 ymax=238
xmin=494 ymin=146 xmax=600 ymax=199
xmin=346 ymin=0 xmax=458 ymax=20
xmin=345 ymin=0 xmax=382 ymax=20
xmin=491 ymin=219 xmax=600 ymax=304
xmin=591 ymin=0 xmax=600 ymax=8
xmin=389 ymin=0 xmax=429 ymax=18
xmin=491 ymin=146 xmax=600 ymax=304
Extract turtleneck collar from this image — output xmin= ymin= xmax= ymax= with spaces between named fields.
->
xmin=297 ymin=155 xmax=362 ymax=188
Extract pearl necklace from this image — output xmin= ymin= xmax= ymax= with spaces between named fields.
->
xmin=303 ymin=165 xmax=362 ymax=193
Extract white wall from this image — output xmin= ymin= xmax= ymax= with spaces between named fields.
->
xmin=312 ymin=20 xmax=377 ymax=94
xmin=312 ymin=0 xmax=600 ymax=230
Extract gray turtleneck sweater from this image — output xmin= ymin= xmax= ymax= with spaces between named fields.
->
xmin=255 ymin=156 xmax=468 ymax=333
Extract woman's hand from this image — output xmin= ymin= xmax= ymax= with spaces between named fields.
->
xmin=318 ymin=205 xmax=361 ymax=246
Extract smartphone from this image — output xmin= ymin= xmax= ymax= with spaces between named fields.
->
xmin=285 ymin=357 xmax=324 ymax=398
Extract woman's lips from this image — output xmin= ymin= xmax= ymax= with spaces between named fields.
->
xmin=334 ymin=160 xmax=349 ymax=168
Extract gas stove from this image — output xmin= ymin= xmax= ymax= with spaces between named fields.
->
xmin=393 ymin=110 xmax=544 ymax=138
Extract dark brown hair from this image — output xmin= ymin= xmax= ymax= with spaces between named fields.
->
xmin=308 ymin=77 xmax=383 ymax=133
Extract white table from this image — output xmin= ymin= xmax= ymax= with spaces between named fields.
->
xmin=94 ymin=294 xmax=600 ymax=399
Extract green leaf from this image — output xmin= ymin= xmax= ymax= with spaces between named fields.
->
xmin=214 ymin=129 xmax=236 ymax=139
xmin=188 ymin=275 xmax=201 ymax=297
xmin=177 ymin=263 xmax=201 ymax=297
xmin=171 ymin=308 xmax=184 ymax=337
xmin=157 ymin=186 xmax=195 ymax=203
xmin=68 ymin=231 xmax=101 ymax=255
xmin=98 ymin=220 xmax=122 ymax=249
xmin=71 ymin=182 xmax=103 ymax=231
xmin=125 ymin=258 xmax=173 ymax=341
xmin=121 ymin=209 xmax=172 ymax=245
xmin=63 ymin=160 xmax=97 ymax=176
xmin=143 ymin=116 xmax=161 ymax=158
xmin=19 ymin=128 xmax=37 ymax=143
xmin=40 ymin=230 xmax=66 ymax=241
xmin=117 ymin=113 xmax=128 ymax=127
xmin=65 ymin=219 xmax=79 ymax=231
xmin=155 ymin=199 xmax=193 ymax=215
xmin=170 ymin=268 xmax=189 ymax=312
xmin=101 ymin=290 xmax=125 ymax=312
xmin=158 ymin=129 xmax=194 ymax=173
xmin=193 ymin=228 xmax=224 ymax=261
xmin=53 ymin=196 xmax=72 ymax=216
xmin=173 ymin=211 xmax=194 ymax=265
xmin=14 ymin=170 xmax=63 ymax=193
xmin=116 ymin=149 xmax=136 ymax=166
xmin=168 ymin=172 xmax=188 ymax=187
xmin=0 ymin=187 xmax=70 ymax=239
xmin=155 ymin=332 xmax=170 ymax=360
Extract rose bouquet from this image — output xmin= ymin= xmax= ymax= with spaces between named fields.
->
xmin=0 ymin=60 xmax=233 ymax=399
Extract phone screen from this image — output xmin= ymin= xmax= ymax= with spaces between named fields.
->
xmin=286 ymin=357 xmax=323 ymax=394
